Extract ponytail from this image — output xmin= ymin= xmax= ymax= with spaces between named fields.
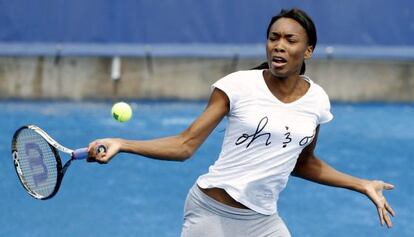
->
xmin=300 ymin=62 xmax=306 ymax=75
xmin=250 ymin=62 xmax=268 ymax=70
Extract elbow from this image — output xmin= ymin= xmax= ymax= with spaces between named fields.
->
xmin=178 ymin=155 xmax=191 ymax=162
xmin=176 ymin=132 xmax=198 ymax=162
xmin=168 ymin=143 xmax=194 ymax=162
xmin=178 ymin=145 xmax=194 ymax=162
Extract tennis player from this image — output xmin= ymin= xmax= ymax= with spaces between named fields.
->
xmin=87 ymin=8 xmax=395 ymax=237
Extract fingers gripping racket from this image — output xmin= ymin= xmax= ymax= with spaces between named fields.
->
xmin=11 ymin=125 xmax=106 ymax=200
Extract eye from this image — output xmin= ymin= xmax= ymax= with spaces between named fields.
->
xmin=268 ymin=33 xmax=280 ymax=42
xmin=286 ymin=37 xmax=297 ymax=43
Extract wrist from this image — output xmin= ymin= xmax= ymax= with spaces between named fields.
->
xmin=354 ymin=178 xmax=370 ymax=194
xmin=116 ymin=138 xmax=127 ymax=153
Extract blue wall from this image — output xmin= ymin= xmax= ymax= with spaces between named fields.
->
xmin=0 ymin=0 xmax=413 ymax=58
xmin=1 ymin=0 xmax=413 ymax=45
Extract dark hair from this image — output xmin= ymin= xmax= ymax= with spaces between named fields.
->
xmin=251 ymin=8 xmax=317 ymax=75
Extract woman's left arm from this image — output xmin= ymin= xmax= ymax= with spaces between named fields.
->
xmin=291 ymin=126 xmax=395 ymax=228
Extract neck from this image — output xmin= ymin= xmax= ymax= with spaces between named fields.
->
xmin=265 ymin=70 xmax=301 ymax=96
xmin=263 ymin=70 xmax=309 ymax=103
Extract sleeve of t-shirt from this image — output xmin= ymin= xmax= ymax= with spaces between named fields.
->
xmin=318 ymin=90 xmax=334 ymax=124
xmin=211 ymin=71 xmax=242 ymax=113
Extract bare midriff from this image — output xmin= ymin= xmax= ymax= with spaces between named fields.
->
xmin=197 ymin=185 xmax=249 ymax=209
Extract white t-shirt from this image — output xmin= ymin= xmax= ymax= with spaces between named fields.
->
xmin=197 ymin=69 xmax=333 ymax=215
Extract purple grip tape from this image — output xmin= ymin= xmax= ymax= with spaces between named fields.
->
xmin=72 ymin=148 xmax=88 ymax=160
xmin=72 ymin=145 xmax=107 ymax=160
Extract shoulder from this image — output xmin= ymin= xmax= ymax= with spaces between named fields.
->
xmin=301 ymin=75 xmax=330 ymax=101
xmin=302 ymin=75 xmax=334 ymax=124
xmin=212 ymin=69 xmax=263 ymax=112
xmin=213 ymin=69 xmax=263 ymax=91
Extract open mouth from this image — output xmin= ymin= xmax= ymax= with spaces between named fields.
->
xmin=271 ymin=56 xmax=287 ymax=67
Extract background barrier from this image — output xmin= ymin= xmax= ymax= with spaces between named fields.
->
xmin=0 ymin=0 xmax=413 ymax=101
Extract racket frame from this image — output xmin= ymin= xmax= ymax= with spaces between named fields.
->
xmin=12 ymin=125 xmax=74 ymax=200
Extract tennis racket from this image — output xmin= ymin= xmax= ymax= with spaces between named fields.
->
xmin=11 ymin=124 xmax=106 ymax=200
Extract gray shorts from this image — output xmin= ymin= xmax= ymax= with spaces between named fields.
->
xmin=180 ymin=184 xmax=291 ymax=237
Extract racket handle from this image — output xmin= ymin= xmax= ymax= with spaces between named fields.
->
xmin=72 ymin=145 xmax=107 ymax=160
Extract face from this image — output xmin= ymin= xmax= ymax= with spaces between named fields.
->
xmin=266 ymin=17 xmax=313 ymax=78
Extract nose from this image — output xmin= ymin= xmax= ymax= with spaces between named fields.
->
xmin=273 ymin=41 xmax=286 ymax=52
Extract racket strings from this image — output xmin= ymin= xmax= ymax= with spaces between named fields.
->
xmin=15 ymin=129 xmax=58 ymax=198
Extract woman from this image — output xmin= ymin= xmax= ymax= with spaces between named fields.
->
xmin=88 ymin=8 xmax=395 ymax=237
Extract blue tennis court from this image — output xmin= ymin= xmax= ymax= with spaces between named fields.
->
xmin=0 ymin=101 xmax=412 ymax=237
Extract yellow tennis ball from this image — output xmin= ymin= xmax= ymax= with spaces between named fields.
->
xmin=111 ymin=102 xmax=132 ymax=122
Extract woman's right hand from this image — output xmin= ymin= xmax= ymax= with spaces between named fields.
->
xmin=87 ymin=138 xmax=122 ymax=164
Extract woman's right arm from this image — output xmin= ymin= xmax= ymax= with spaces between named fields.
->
xmin=88 ymin=88 xmax=229 ymax=163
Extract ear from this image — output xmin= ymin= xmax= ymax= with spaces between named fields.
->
xmin=304 ymin=46 xmax=313 ymax=59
